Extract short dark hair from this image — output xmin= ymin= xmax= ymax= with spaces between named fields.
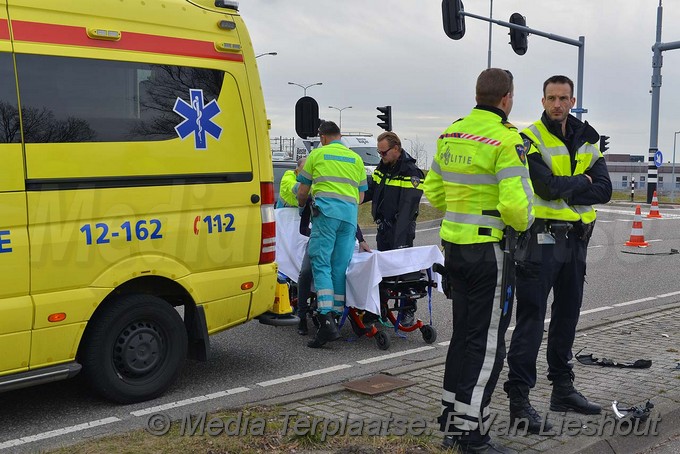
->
xmin=543 ymin=75 xmax=574 ymax=97
xmin=318 ymin=120 xmax=340 ymax=136
xmin=476 ymin=68 xmax=513 ymax=106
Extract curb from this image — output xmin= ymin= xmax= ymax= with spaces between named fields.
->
xmin=245 ymin=356 xmax=447 ymax=409
xmin=243 ymin=303 xmax=680 ymax=454
xmin=552 ymin=398 xmax=680 ymax=454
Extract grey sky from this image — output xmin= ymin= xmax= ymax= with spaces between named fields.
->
xmin=243 ymin=1 xmax=680 ymax=166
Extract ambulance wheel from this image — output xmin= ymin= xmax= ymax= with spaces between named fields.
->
xmin=80 ymin=294 xmax=187 ymax=404
xmin=375 ymin=331 xmax=390 ymax=350
xmin=420 ymin=325 xmax=437 ymax=344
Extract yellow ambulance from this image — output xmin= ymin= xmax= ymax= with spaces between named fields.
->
xmin=0 ymin=0 xmax=278 ymax=403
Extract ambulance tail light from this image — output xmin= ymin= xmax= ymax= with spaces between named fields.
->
xmin=259 ymin=182 xmax=276 ymax=264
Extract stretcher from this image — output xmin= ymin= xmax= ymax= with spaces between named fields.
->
xmin=275 ymin=208 xmax=445 ymax=349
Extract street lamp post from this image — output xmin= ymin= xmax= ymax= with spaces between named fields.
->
xmin=288 ymin=81 xmax=323 ymax=96
xmin=255 ymin=52 xmax=277 ymax=58
xmin=328 ymin=105 xmax=352 ymax=131
xmin=672 ymin=130 xmax=680 ymax=201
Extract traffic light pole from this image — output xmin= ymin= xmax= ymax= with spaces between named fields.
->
xmin=647 ymin=0 xmax=680 ymax=203
xmin=461 ymin=10 xmax=587 ymax=120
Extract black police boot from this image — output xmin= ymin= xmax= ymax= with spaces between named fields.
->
xmin=297 ymin=315 xmax=308 ymax=336
xmin=506 ymin=384 xmax=553 ymax=434
xmin=307 ymin=312 xmax=341 ymax=348
xmin=442 ymin=435 xmax=517 ymax=454
xmin=550 ymin=376 xmax=601 ymax=414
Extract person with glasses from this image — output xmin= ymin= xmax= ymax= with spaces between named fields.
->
xmin=504 ymin=75 xmax=611 ymax=433
xmin=296 ymin=121 xmax=368 ymax=348
xmin=423 ymin=68 xmax=534 ymax=454
xmin=363 ymin=131 xmax=425 ymax=326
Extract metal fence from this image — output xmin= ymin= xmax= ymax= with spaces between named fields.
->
xmin=270 ymin=136 xmax=295 ymax=159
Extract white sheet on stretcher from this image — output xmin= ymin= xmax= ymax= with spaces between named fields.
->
xmin=275 ymin=208 xmax=445 ymax=315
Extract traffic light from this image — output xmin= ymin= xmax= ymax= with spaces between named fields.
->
xmin=599 ymin=135 xmax=610 ymax=153
xmin=295 ymin=96 xmax=320 ymax=139
xmin=376 ymin=106 xmax=392 ymax=132
xmin=508 ymin=13 xmax=528 ymax=55
xmin=442 ymin=0 xmax=465 ymax=40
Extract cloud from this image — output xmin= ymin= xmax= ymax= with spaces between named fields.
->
xmin=243 ymin=0 xmax=680 ymax=164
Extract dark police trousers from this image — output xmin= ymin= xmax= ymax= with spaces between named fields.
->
xmin=506 ymin=221 xmax=588 ymax=389
xmin=439 ymin=241 xmax=514 ymax=443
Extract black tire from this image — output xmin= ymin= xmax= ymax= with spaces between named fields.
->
xmin=421 ymin=325 xmax=438 ymax=344
xmin=80 ymin=294 xmax=188 ymax=404
xmin=375 ymin=330 xmax=390 ymax=350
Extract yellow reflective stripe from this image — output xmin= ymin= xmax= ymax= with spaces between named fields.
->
xmin=315 ymin=191 xmax=357 ymax=203
xmin=382 ymin=178 xmax=420 ymax=189
xmin=313 ymin=176 xmax=359 ymax=187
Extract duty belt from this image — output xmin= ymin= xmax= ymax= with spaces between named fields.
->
xmin=533 ymin=219 xmax=578 ymax=235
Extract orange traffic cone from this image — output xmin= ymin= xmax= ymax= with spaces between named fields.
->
xmin=647 ymin=190 xmax=663 ymax=218
xmin=625 ymin=205 xmax=649 ymax=247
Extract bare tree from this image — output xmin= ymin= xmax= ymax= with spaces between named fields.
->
xmin=405 ymin=136 xmax=429 ymax=169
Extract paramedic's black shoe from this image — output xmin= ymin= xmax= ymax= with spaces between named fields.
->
xmin=550 ymin=377 xmax=601 ymax=415
xmin=307 ymin=312 xmax=340 ymax=348
xmin=506 ymin=384 xmax=553 ymax=434
xmin=400 ymin=307 xmax=416 ymax=327
xmin=442 ymin=436 xmax=516 ymax=453
xmin=297 ymin=317 xmax=308 ymax=336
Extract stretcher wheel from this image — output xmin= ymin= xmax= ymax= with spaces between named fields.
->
xmin=348 ymin=313 xmax=365 ymax=336
xmin=420 ymin=325 xmax=437 ymax=344
xmin=375 ymin=330 xmax=390 ymax=350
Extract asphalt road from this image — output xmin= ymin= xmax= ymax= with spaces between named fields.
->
xmin=2 ymin=203 xmax=680 ymax=452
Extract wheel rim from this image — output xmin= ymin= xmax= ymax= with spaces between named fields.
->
xmin=113 ymin=321 xmax=165 ymax=379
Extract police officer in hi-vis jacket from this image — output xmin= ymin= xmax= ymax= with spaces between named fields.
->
xmin=424 ymin=68 xmax=534 ymax=454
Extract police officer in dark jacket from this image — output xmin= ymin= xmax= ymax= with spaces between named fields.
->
xmin=505 ymin=75 xmax=612 ymax=434
xmin=364 ymin=131 xmax=424 ymax=325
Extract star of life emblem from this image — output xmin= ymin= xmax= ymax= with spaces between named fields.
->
xmin=173 ymin=89 xmax=222 ymax=150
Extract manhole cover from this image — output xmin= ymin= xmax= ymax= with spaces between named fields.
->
xmin=342 ymin=374 xmax=415 ymax=396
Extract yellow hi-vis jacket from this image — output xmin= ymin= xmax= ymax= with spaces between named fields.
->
xmin=522 ymin=120 xmax=601 ymax=224
xmin=278 ymin=169 xmax=299 ymax=207
xmin=424 ymin=107 xmax=535 ymax=244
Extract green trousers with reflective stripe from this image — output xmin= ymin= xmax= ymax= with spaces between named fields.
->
xmin=308 ymin=213 xmax=355 ymax=315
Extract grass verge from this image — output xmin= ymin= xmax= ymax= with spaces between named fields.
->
xmin=48 ymin=406 xmax=450 ymax=454
xmin=358 ymin=203 xmax=443 ymax=229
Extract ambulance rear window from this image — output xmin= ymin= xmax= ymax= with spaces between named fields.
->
xmin=15 ymin=54 xmax=224 ymax=143
xmin=0 ymin=53 xmax=20 ymax=143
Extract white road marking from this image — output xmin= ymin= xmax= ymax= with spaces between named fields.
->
xmin=614 ymin=297 xmax=656 ymax=307
xmin=580 ymin=306 xmax=613 ymax=315
xmin=0 ymin=417 xmax=120 ymax=450
xmin=356 ymin=346 xmax=436 ymax=364
xmin=130 ymin=387 xmax=250 ymax=416
xmin=257 ymin=364 xmax=353 ymax=387
xmin=657 ymin=291 xmax=680 ymax=298
xmin=8 ymin=279 xmax=680 ymax=450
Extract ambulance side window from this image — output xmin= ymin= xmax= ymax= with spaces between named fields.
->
xmin=15 ymin=55 xmax=224 ymax=143
xmin=0 ymin=53 xmax=20 ymax=143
